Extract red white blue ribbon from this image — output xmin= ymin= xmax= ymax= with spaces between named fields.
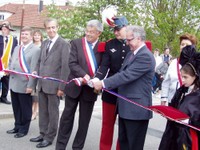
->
xmin=3 ymin=68 xmax=200 ymax=132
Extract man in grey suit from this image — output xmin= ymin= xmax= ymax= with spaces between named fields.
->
xmin=30 ymin=18 xmax=70 ymax=148
xmin=6 ymin=26 xmax=40 ymax=138
xmin=93 ymin=25 xmax=155 ymax=150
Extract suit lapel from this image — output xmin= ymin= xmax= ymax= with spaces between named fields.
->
xmin=121 ymin=46 xmax=146 ymax=70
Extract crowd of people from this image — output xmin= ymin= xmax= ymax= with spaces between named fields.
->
xmin=0 ymin=15 xmax=200 ymax=150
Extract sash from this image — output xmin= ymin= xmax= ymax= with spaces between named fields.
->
xmin=19 ymin=46 xmax=30 ymax=79
xmin=177 ymin=58 xmax=182 ymax=86
xmin=1 ymin=36 xmax=13 ymax=69
xmin=82 ymin=37 xmax=98 ymax=77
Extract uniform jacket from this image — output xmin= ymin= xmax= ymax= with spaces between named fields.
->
xmin=0 ymin=35 xmax=18 ymax=57
xmin=9 ymin=43 xmax=40 ymax=93
xmin=96 ymin=38 xmax=130 ymax=104
xmin=104 ymin=45 xmax=155 ymax=120
xmin=65 ymin=38 xmax=103 ymax=101
xmin=37 ymin=37 xmax=70 ymax=94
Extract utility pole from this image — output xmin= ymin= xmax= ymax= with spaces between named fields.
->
xmin=19 ymin=0 xmax=25 ymax=44
xmin=39 ymin=0 xmax=43 ymax=13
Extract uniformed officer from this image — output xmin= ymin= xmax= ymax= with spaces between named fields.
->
xmin=95 ymin=16 xmax=130 ymax=150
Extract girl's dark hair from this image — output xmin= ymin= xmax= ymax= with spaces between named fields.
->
xmin=33 ymin=29 xmax=43 ymax=42
xmin=181 ymin=63 xmax=200 ymax=89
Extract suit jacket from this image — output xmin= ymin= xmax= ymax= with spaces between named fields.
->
xmin=37 ymin=37 xmax=70 ymax=94
xmin=65 ymin=38 xmax=103 ymax=101
xmin=9 ymin=43 xmax=40 ymax=93
xmin=104 ymin=45 xmax=155 ymax=120
xmin=0 ymin=35 xmax=18 ymax=57
xmin=96 ymin=38 xmax=130 ymax=104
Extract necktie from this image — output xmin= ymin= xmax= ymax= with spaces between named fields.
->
xmin=129 ymin=53 xmax=134 ymax=62
xmin=46 ymin=40 xmax=52 ymax=55
xmin=5 ymin=36 xmax=8 ymax=44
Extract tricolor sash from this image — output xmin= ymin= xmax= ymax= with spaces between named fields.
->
xmin=82 ymin=37 xmax=98 ymax=77
xmin=19 ymin=46 xmax=30 ymax=79
xmin=1 ymin=36 xmax=13 ymax=69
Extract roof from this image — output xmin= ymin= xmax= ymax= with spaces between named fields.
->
xmin=0 ymin=3 xmax=70 ymax=29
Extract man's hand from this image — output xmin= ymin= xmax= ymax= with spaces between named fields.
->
xmin=93 ymin=81 xmax=103 ymax=91
xmin=82 ymin=74 xmax=90 ymax=85
xmin=26 ymin=88 xmax=33 ymax=94
xmin=57 ymin=90 xmax=64 ymax=97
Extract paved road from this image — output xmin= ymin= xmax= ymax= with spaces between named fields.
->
xmin=0 ymin=95 xmax=166 ymax=150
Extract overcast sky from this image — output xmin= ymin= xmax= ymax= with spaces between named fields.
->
xmin=0 ymin=0 xmax=83 ymax=6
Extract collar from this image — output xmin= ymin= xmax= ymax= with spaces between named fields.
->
xmin=133 ymin=43 xmax=145 ymax=55
xmin=48 ymin=34 xmax=59 ymax=44
xmin=85 ymin=37 xmax=98 ymax=48
xmin=22 ymin=42 xmax=32 ymax=51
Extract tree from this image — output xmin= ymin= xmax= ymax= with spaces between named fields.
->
xmin=140 ymin=0 xmax=200 ymax=56
xmin=45 ymin=0 xmax=139 ymax=41
xmin=45 ymin=0 xmax=200 ymax=56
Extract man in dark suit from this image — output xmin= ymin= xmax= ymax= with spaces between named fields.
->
xmin=0 ymin=21 xmax=18 ymax=104
xmin=93 ymin=25 xmax=155 ymax=150
xmin=93 ymin=16 xmax=130 ymax=150
xmin=6 ymin=26 xmax=40 ymax=138
xmin=55 ymin=20 xmax=104 ymax=150
xmin=30 ymin=18 xmax=70 ymax=148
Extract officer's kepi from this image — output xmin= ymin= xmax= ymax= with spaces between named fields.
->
xmin=113 ymin=16 xmax=128 ymax=31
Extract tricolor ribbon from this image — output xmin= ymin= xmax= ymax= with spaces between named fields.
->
xmin=2 ymin=68 xmax=200 ymax=132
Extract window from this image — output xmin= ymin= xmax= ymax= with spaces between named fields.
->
xmin=0 ymin=15 xmax=4 ymax=20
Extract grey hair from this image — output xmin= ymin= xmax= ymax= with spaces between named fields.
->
xmin=126 ymin=25 xmax=146 ymax=41
xmin=87 ymin=20 xmax=104 ymax=32
xmin=44 ymin=18 xmax=58 ymax=28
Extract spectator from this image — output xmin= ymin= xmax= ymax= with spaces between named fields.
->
xmin=0 ymin=21 xmax=18 ymax=104
xmin=160 ymin=47 xmax=172 ymax=63
xmin=159 ymin=45 xmax=200 ymax=150
xmin=31 ymin=29 xmax=43 ymax=120
xmin=161 ymin=33 xmax=197 ymax=105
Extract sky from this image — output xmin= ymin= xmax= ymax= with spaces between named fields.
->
xmin=0 ymin=0 xmax=84 ymax=6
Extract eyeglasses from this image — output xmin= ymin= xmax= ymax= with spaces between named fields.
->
xmin=126 ymin=37 xmax=136 ymax=42
xmin=85 ymin=30 xmax=98 ymax=35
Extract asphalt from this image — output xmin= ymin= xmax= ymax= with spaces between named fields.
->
xmin=0 ymin=92 xmax=165 ymax=150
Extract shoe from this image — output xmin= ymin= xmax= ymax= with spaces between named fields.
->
xmin=30 ymin=135 xmax=43 ymax=142
xmin=7 ymin=129 xmax=18 ymax=134
xmin=36 ymin=140 xmax=52 ymax=148
xmin=1 ymin=98 xmax=11 ymax=104
xmin=14 ymin=133 xmax=26 ymax=138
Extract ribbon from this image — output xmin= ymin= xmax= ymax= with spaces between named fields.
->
xmin=4 ymin=68 xmax=200 ymax=132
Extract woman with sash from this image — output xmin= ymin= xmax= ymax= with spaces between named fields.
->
xmin=161 ymin=33 xmax=197 ymax=106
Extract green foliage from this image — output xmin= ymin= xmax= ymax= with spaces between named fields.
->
xmin=45 ymin=0 xmax=200 ymax=57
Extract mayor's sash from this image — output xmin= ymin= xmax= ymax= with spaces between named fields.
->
xmin=82 ymin=37 xmax=97 ymax=77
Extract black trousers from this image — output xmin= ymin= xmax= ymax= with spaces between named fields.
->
xmin=10 ymin=90 xmax=32 ymax=134
xmin=119 ymin=117 xmax=149 ymax=150
xmin=56 ymin=95 xmax=95 ymax=150
xmin=0 ymin=75 xmax=9 ymax=99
